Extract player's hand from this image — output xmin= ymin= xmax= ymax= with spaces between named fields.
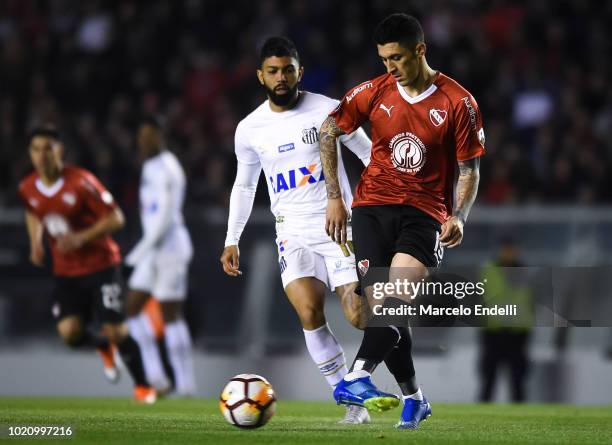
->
xmin=56 ymin=232 xmax=86 ymax=252
xmin=30 ymin=244 xmax=44 ymax=267
xmin=326 ymin=198 xmax=348 ymax=244
xmin=439 ymin=216 xmax=464 ymax=248
xmin=220 ymin=245 xmax=242 ymax=277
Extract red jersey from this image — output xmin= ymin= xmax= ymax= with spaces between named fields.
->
xmin=331 ymin=72 xmax=485 ymax=223
xmin=18 ymin=165 xmax=121 ymax=277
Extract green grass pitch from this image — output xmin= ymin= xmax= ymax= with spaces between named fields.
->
xmin=2 ymin=397 xmax=611 ymax=444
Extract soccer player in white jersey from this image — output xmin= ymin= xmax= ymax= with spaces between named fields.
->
xmin=220 ymin=37 xmax=371 ymax=424
xmin=125 ymin=117 xmax=196 ymax=396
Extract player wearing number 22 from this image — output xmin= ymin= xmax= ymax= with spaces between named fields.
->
xmin=18 ymin=126 xmax=156 ymax=403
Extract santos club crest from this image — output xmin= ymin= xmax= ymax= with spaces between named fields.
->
xmin=389 ymin=132 xmax=427 ymax=174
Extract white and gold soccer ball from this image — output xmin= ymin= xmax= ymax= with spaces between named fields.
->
xmin=219 ymin=374 xmax=277 ymax=428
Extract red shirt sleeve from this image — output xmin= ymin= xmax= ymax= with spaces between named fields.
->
xmin=329 ymin=80 xmax=376 ymax=134
xmin=18 ymin=179 xmax=36 ymax=214
xmin=454 ymin=94 xmax=486 ymax=161
xmin=77 ymin=170 xmax=117 ymax=217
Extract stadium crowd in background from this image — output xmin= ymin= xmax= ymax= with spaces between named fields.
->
xmin=1 ymin=0 xmax=611 ymax=208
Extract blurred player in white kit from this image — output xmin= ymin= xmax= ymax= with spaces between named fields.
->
xmin=125 ymin=117 xmax=196 ymax=396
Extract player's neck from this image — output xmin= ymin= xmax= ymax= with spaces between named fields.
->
xmin=39 ymin=167 xmax=62 ymax=186
xmin=268 ymin=91 xmax=301 ymax=113
xmin=403 ymin=62 xmax=438 ymax=98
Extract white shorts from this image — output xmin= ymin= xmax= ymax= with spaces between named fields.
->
xmin=128 ymin=253 xmax=190 ymax=302
xmin=275 ymin=216 xmax=358 ymax=290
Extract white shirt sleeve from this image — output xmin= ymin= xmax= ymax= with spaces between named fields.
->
xmin=224 ymin=125 xmax=262 ymax=247
xmin=339 ymin=127 xmax=371 ymax=166
xmin=125 ymin=165 xmax=174 ymax=266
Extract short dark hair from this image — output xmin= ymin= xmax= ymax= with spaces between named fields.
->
xmin=373 ymin=13 xmax=424 ymax=51
xmin=28 ymin=125 xmax=61 ymax=144
xmin=259 ymin=36 xmax=300 ymax=65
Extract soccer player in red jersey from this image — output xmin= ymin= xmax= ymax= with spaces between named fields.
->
xmin=320 ymin=14 xmax=484 ymax=428
xmin=18 ymin=126 xmax=156 ymax=403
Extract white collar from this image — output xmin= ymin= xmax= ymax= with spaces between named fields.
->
xmin=396 ymin=81 xmax=437 ymax=104
xmin=35 ymin=177 xmax=65 ymax=197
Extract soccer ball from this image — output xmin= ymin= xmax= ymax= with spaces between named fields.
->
xmin=219 ymin=374 xmax=276 ymax=428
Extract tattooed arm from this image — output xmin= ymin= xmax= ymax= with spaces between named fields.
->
xmin=454 ymin=157 xmax=481 ymax=225
xmin=439 ymin=157 xmax=480 ymax=248
xmin=320 ymin=116 xmax=346 ymax=199
xmin=319 ymin=115 xmax=348 ymax=243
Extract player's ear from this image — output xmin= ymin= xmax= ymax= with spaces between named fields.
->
xmin=415 ymin=42 xmax=426 ymax=59
xmin=256 ymin=69 xmax=265 ymax=85
xmin=298 ymin=66 xmax=304 ymax=82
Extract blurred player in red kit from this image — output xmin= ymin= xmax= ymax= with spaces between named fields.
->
xmin=320 ymin=14 xmax=484 ymax=429
xmin=18 ymin=126 xmax=156 ymax=403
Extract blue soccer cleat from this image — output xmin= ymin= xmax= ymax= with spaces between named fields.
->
xmin=333 ymin=370 xmax=400 ymax=412
xmin=395 ymin=397 xmax=432 ymax=429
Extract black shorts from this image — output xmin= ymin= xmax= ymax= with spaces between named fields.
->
xmin=352 ymin=204 xmax=443 ymax=269
xmin=52 ymin=266 xmax=125 ymax=324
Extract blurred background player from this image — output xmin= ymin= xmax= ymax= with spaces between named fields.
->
xmin=18 ymin=126 xmax=155 ymax=403
xmin=219 ymin=37 xmax=372 ymax=424
xmin=125 ymin=118 xmax=196 ymax=396
xmin=139 ymin=297 xmax=177 ymax=393
xmin=320 ymin=13 xmax=484 ymax=428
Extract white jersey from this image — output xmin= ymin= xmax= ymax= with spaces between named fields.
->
xmin=236 ymin=91 xmax=368 ymax=218
xmin=225 ymin=92 xmax=370 ymax=246
xmin=126 ymin=150 xmax=193 ymax=265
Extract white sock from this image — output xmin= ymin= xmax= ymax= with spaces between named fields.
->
xmin=403 ymin=388 xmax=423 ymax=401
xmin=303 ymin=323 xmax=348 ymax=387
xmin=127 ymin=313 xmax=169 ymax=390
xmin=165 ymin=319 xmax=196 ymax=396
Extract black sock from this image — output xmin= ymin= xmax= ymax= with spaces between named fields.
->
xmin=384 ymin=327 xmax=419 ymax=395
xmin=349 ymin=296 xmax=408 ymax=373
xmin=351 ymin=326 xmax=401 ymax=373
xmin=157 ymin=335 xmax=175 ymax=387
xmin=117 ymin=335 xmax=148 ymax=386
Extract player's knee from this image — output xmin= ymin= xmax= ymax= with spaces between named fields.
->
xmin=161 ymin=301 xmax=182 ymax=322
xmin=125 ymin=291 xmax=149 ymax=317
xmin=57 ymin=319 xmax=83 ymax=347
xmin=103 ymin=323 xmax=129 ymax=344
xmin=297 ymin=304 xmax=325 ymax=330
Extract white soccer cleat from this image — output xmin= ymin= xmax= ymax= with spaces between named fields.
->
xmin=103 ymin=366 xmax=120 ymax=384
xmin=338 ymin=405 xmax=371 ymax=424
xmin=97 ymin=345 xmax=120 ymax=384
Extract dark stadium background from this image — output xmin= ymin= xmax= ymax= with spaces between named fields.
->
xmin=1 ymin=0 xmax=611 ymax=403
